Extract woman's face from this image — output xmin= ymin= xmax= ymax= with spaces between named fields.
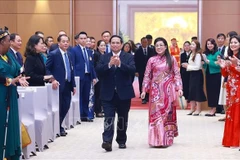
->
xmin=123 ymin=44 xmax=130 ymax=53
xmin=34 ymin=38 xmax=45 ymax=53
xmin=190 ymin=42 xmax=197 ymax=52
xmin=230 ymin=38 xmax=240 ymax=53
xmin=1 ymin=35 xmax=11 ymax=54
xmin=207 ymin=41 xmax=214 ymax=51
xmin=98 ymin=41 xmax=106 ymax=53
xmin=155 ymin=40 xmax=166 ymax=55
xmin=184 ymin=43 xmax=190 ymax=52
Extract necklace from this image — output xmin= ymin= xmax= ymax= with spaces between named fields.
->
xmin=0 ymin=54 xmax=8 ymax=62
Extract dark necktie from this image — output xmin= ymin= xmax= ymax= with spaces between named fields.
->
xmin=218 ymin=48 xmax=221 ymax=52
xmin=64 ymin=53 xmax=71 ymax=82
xmin=83 ymin=48 xmax=90 ymax=73
xmin=16 ymin=52 xmax=23 ymax=66
xmin=144 ymin=48 xmax=147 ymax=56
xmin=106 ymin=45 xmax=109 ymax=53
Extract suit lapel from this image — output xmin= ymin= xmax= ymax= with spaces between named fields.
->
xmin=57 ymin=48 xmax=65 ymax=70
xmin=77 ymin=45 xmax=86 ymax=62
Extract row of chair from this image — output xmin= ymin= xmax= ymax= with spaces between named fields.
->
xmin=17 ymin=77 xmax=81 ymax=159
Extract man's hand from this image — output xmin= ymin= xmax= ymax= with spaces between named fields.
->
xmin=115 ymin=57 xmax=121 ymax=67
xmin=109 ymin=56 xmax=116 ymax=67
xmin=52 ymin=80 xmax=59 ymax=90
xmin=73 ymin=87 xmax=76 ymax=95
xmin=93 ymin=79 xmax=97 ymax=85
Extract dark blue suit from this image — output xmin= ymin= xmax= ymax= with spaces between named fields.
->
xmin=72 ymin=45 xmax=96 ymax=120
xmin=96 ymin=51 xmax=135 ymax=144
xmin=8 ymin=48 xmax=23 ymax=66
xmin=46 ymin=48 xmax=76 ymax=132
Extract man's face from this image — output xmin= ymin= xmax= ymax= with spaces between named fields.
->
xmin=58 ymin=36 xmax=69 ymax=51
xmin=141 ymin=38 xmax=148 ymax=48
xmin=77 ymin=34 xmax=87 ymax=46
xmin=110 ymin=37 xmax=122 ymax=53
xmin=10 ymin=35 xmax=22 ymax=51
xmin=46 ymin=38 xmax=54 ymax=48
xmin=58 ymin=31 xmax=66 ymax=36
xmin=1 ymin=35 xmax=11 ymax=54
xmin=217 ymin=35 xmax=225 ymax=47
xmin=102 ymin=32 xmax=111 ymax=44
xmin=90 ymin=39 xmax=96 ymax=49
xmin=86 ymin=38 xmax=91 ymax=48
xmin=147 ymin=38 xmax=152 ymax=45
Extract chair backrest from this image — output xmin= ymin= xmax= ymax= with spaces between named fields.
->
xmin=19 ymin=86 xmax=48 ymax=117
xmin=45 ymin=83 xmax=53 ymax=113
xmin=73 ymin=76 xmax=80 ymax=100
xmin=18 ymin=90 xmax=35 ymax=122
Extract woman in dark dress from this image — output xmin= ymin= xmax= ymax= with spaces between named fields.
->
xmin=24 ymin=35 xmax=52 ymax=86
xmin=180 ymin=41 xmax=191 ymax=101
xmin=93 ymin=40 xmax=106 ymax=117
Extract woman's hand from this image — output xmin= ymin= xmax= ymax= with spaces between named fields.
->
xmin=141 ymin=92 xmax=146 ymax=99
xmin=18 ymin=76 xmax=30 ymax=87
xmin=178 ymin=90 xmax=183 ymax=97
xmin=181 ymin=63 xmax=188 ymax=68
xmin=216 ymin=59 xmax=226 ymax=68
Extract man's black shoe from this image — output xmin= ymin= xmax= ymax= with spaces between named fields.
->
xmin=102 ymin=142 xmax=112 ymax=152
xmin=119 ymin=144 xmax=126 ymax=149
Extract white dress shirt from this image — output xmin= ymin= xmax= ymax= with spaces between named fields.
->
xmin=187 ymin=53 xmax=202 ymax=71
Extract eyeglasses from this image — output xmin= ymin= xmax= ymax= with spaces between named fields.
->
xmin=155 ymin=44 xmax=165 ymax=48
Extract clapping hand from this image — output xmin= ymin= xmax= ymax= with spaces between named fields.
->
xmin=229 ymin=55 xmax=239 ymax=66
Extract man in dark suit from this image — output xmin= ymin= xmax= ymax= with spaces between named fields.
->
xmin=72 ymin=31 xmax=97 ymax=122
xmin=134 ymin=37 xmax=154 ymax=104
xmin=9 ymin=33 xmax=23 ymax=66
xmin=216 ymin=33 xmax=226 ymax=58
xmin=96 ymin=35 xmax=135 ymax=152
xmin=216 ymin=33 xmax=227 ymax=114
xmin=46 ymin=34 xmax=76 ymax=136
xmin=146 ymin=34 xmax=154 ymax=49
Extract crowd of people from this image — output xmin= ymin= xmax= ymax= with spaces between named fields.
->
xmin=0 ymin=25 xmax=239 ymax=160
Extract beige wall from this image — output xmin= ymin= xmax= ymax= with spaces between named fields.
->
xmin=201 ymin=0 xmax=240 ymax=45
xmin=74 ymin=0 xmax=113 ymax=41
xmin=1 ymin=0 xmax=71 ymax=57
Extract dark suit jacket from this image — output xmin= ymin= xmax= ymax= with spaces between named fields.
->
xmin=24 ymin=54 xmax=46 ymax=86
xmin=71 ymin=45 xmax=96 ymax=80
xmin=96 ymin=51 xmax=135 ymax=101
xmin=219 ymin=46 xmax=226 ymax=59
xmin=8 ymin=48 xmax=23 ymax=66
xmin=46 ymin=48 xmax=76 ymax=92
xmin=93 ymin=51 xmax=104 ymax=68
xmin=134 ymin=46 xmax=154 ymax=74
xmin=180 ymin=52 xmax=191 ymax=76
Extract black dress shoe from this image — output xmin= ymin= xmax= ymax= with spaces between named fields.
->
xmin=102 ymin=142 xmax=112 ymax=152
xmin=119 ymin=144 xmax=126 ymax=149
xmin=187 ymin=111 xmax=194 ymax=115
xmin=60 ymin=132 xmax=67 ymax=137
xmin=193 ymin=113 xmax=200 ymax=116
xmin=205 ymin=113 xmax=216 ymax=117
xmin=142 ymin=100 xmax=147 ymax=104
